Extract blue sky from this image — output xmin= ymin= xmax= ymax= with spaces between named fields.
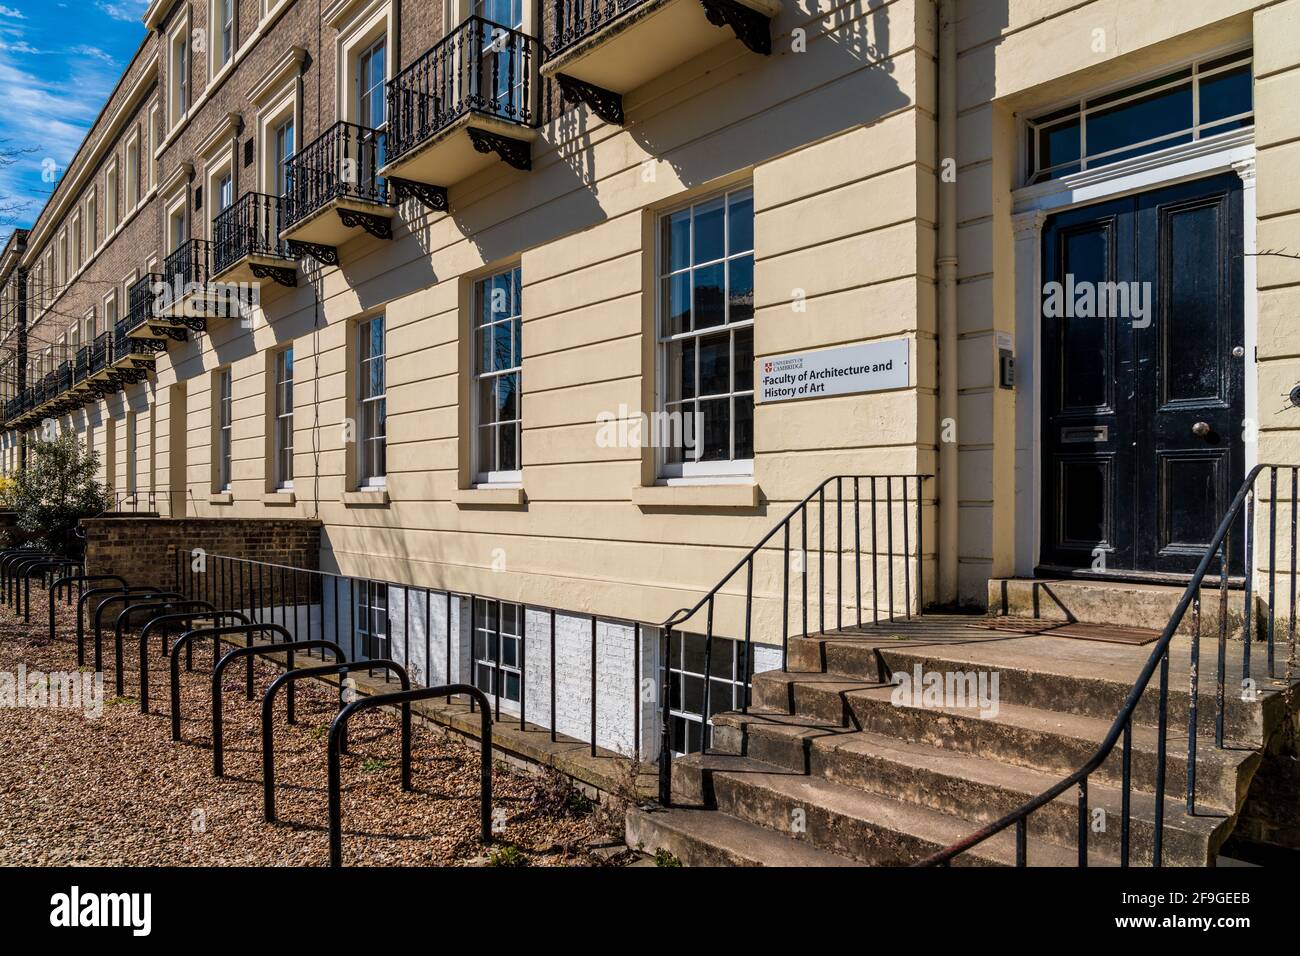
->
xmin=0 ymin=1 xmax=148 ymax=244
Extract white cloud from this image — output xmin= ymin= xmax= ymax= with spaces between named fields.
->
xmin=94 ymin=1 xmax=147 ymax=22
xmin=0 ymin=43 xmax=120 ymax=225
xmin=0 ymin=6 xmax=26 ymax=19
xmin=70 ymin=45 xmax=117 ymax=65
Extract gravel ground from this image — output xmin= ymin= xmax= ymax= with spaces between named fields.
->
xmin=0 ymin=588 xmax=631 ymax=867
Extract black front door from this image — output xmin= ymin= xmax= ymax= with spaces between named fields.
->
xmin=1040 ymin=174 xmax=1244 ymax=576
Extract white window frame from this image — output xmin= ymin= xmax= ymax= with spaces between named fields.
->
xmin=654 ymin=185 xmax=756 ymax=481
xmin=102 ymin=289 xmax=118 ymax=335
xmin=168 ymin=16 xmax=191 ymax=129
xmin=148 ymin=103 xmax=160 ymax=190
xmin=336 ymin=2 xmax=394 ymax=129
xmin=215 ymin=367 xmax=233 ymax=491
xmin=84 ymin=190 xmax=98 ymax=256
xmin=126 ymin=130 xmax=142 ymax=212
xmin=1022 ymin=45 xmax=1254 ymax=186
xmin=356 ymin=315 xmax=386 ymax=488
xmin=471 ymin=598 xmax=523 ymax=714
xmin=472 ymin=265 xmax=522 ymax=486
xmin=353 ymin=581 xmax=389 ymax=659
xmin=205 ymin=153 xmax=235 ymax=240
xmin=211 ymin=0 xmax=236 ymax=75
xmin=126 ymin=409 xmax=138 ymax=496
xmin=274 ymin=346 xmax=293 ymax=490
xmin=105 ymin=160 xmax=119 ymax=233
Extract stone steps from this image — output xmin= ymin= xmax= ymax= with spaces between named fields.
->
xmin=987 ymin=577 xmax=1250 ymax=637
xmin=671 ymin=752 xmax=1098 ymax=867
xmin=625 ymin=805 xmax=866 ymax=867
xmin=629 ymin=614 xmax=1287 ymax=867
xmin=786 ymin=633 xmax=1277 ymax=743
xmin=750 ymin=668 xmax=1254 ymax=812
xmin=710 ymin=711 xmax=1235 ymax=865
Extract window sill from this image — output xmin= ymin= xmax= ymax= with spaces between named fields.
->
xmin=631 ymin=482 xmax=759 ymax=510
xmin=452 ymin=486 xmax=526 ymax=508
xmin=342 ymin=488 xmax=390 ymax=508
xmin=262 ymin=490 xmax=296 ymax=506
xmin=209 ymin=491 xmax=234 ymax=505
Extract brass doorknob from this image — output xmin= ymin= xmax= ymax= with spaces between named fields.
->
xmin=1192 ymin=421 xmax=1211 ymax=437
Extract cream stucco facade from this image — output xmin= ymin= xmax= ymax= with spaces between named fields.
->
xmin=3 ymin=0 xmax=1299 ymax=650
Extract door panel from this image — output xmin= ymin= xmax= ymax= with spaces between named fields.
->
xmin=1040 ymin=173 xmax=1243 ymax=575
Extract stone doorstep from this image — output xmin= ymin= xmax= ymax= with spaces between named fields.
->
xmin=204 ymin=633 xmax=659 ymax=807
xmin=987 ymin=577 xmax=1264 ymax=635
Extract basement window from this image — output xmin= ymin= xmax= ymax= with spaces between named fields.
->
xmin=472 ymin=599 xmax=522 ymax=712
xmin=666 ymin=632 xmax=753 ymax=755
xmin=1025 ymin=48 xmax=1253 ymax=184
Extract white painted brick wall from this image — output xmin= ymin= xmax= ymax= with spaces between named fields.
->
xmin=241 ymin=585 xmax=783 ymax=762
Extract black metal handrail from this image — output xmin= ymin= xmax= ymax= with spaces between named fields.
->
xmin=547 ymin=0 xmax=652 ymax=59
xmin=112 ymin=320 xmax=157 ymax=364
xmin=386 ymin=16 xmax=539 ymax=165
xmin=921 ymin=464 xmax=1296 ymax=866
xmin=282 ymin=121 xmax=390 ymax=229
xmin=127 ymin=273 xmax=165 ymax=332
xmin=213 ymin=192 xmax=294 ymax=274
xmin=655 ymin=473 xmax=929 ymax=802
xmin=162 ymin=239 xmax=212 ymax=297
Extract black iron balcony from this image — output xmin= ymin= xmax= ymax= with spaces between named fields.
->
xmin=213 ymin=192 xmax=297 ymax=287
xmin=541 ymin=0 xmax=777 ymax=123
xmin=127 ymin=272 xmax=164 ymax=334
xmin=158 ymin=239 xmax=229 ymax=329
xmin=280 ymin=120 xmax=394 ymax=258
xmin=383 ymin=17 xmax=539 ymax=200
xmin=111 ymin=318 xmax=161 ymax=384
xmin=89 ymin=331 xmax=112 ymax=376
xmin=73 ymin=344 xmax=91 ymax=384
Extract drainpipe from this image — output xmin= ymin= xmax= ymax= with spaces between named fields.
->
xmin=936 ymin=0 xmax=959 ymax=605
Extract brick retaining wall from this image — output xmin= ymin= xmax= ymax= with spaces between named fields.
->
xmin=80 ymin=517 xmax=322 ymax=595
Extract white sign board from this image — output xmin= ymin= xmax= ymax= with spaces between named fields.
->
xmin=757 ymin=338 xmax=910 ymax=404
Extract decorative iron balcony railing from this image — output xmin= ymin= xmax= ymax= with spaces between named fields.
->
xmin=73 ymin=344 xmax=91 ymax=384
xmin=88 ymin=331 xmax=112 ymax=375
xmin=127 ymin=273 xmax=165 ymax=332
xmin=213 ymin=192 xmax=295 ymax=274
xmin=386 ymin=17 xmax=539 ymax=165
xmin=162 ymin=239 xmax=212 ymax=298
xmin=55 ymin=360 xmax=72 ymax=396
xmin=282 ymin=121 xmax=390 ymax=230
xmin=113 ymin=320 xmax=156 ymax=364
xmin=547 ymin=0 xmax=652 ymax=58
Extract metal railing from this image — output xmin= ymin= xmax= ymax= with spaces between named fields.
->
xmin=127 ymin=273 xmax=165 ymax=332
xmin=547 ymin=0 xmax=652 ymax=59
xmin=921 ymin=464 xmax=1298 ymax=866
xmin=282 ymin=121 xmax=391 ymax=230
xmin=213 ymin=192 xmax=295 ymax=274
xmin=112 ymin=320 xmax=155 ymax=364
xmin=172 ymin=550 xmax=654 ymax=760
xmin=655 ymin=473 xmax=929 ymax=802
xmin=162 ymin=239 xmax=212 ymax=297
xmin=88 ymin=331 xmax=113 ymax=376
xmin=386 ymin=16 xmax=539 ymax=165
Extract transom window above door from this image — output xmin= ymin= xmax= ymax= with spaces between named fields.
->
xmin=1025 ymin=48 xmax=1252 ymax=185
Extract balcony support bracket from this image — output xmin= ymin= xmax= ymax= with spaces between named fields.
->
xmin=467 ymin=128 xmax=532 ymax=171
xmin=286 ymin=240 xmax=340 ymax=267
xmin=250 ymin=263 xmax=298 ymax=288
xmin=391 ymin=178 xmax=450 ymax=213
xmin=338 ymin=208 xmax=393 ymax=241
xmin=150 ymin=324 xmax=189 ymax=343
xmin=699 ymin=0 xmax=772 ymax=55
xmin=557 ymin=74 xmax=625 ymax=126
xmin=178 ymin=316 xmax=208 ymax=334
